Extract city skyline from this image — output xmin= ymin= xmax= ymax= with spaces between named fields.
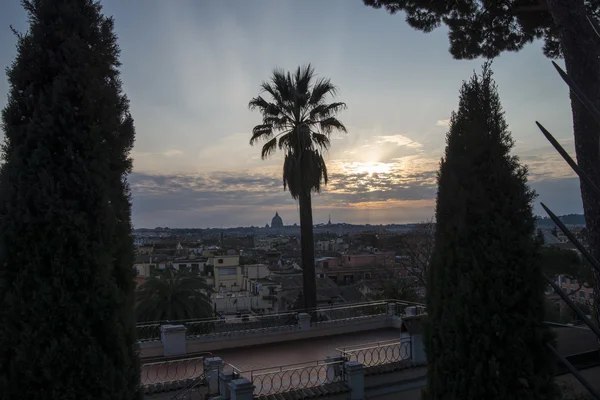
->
xmin=0 ymin=0 xmax=582 ymax=228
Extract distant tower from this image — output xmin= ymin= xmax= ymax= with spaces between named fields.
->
xmin=328 ymin=214 xmax=331 ymax=225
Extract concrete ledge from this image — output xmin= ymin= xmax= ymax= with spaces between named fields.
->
xmin=139 ymin=315 xmax=393 ymax=359
xmin=391 ymin=315 xmax=404 ymax=329
xmin=187 ymin=315 xmax=390 ymax=354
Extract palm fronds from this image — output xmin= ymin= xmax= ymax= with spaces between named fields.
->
xmin=249 ymin=64 xmax=346 ymax=194
xmin=135 ymin=267 xmax=213 ymax=323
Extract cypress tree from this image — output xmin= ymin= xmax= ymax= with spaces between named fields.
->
xmin=365 ymin=0 xmax=600 ymax=329
xmin=0 ymin=1 xmax=140 ymax=398
xmin=424 ymin=63 xmax=557 ymax=400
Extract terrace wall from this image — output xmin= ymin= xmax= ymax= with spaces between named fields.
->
xmin=138 ymin=301 xmax=418 ymax=360
xmin=139 ymin=313 xmax=393 ymax=359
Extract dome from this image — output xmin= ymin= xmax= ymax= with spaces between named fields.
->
xmin=271 ymin=211 xmax=284 ymax=229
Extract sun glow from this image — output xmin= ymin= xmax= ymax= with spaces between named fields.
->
xmin=347 ymin=162 xmax=393 ymax=176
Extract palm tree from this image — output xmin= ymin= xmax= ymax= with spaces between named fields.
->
xmin=135 ymin=267 xmax=214 ymax=322
xmin=249 ymin=64 xmax=347 ymax=310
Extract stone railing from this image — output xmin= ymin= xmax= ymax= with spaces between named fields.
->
xmin=141 ymin=354 xmax=208 ymax=386
xmin=337 ymin=338 xmax=413 ymax=367
xmin=395 ymin=301 xmax=426 ymax=317
xmin=183 ymin=330 xmax=428 ymax=400
xmin=247 ymin=358 xmax=347 ymax=396
xmin=137 ymin=300 xmax=417 ymax=342
xmin=138 ymin=300 xmax=425 ymax=359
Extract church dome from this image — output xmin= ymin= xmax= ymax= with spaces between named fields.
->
xmin=271 ymin=212 xmax=284 ymax=229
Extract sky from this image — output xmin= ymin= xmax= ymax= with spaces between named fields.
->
xmin=0 ymin=0 xmax=584 ymax=228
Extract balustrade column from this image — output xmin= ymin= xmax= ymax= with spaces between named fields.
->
xmin=411 ymin=332 xmax=426 ymax=364
xmin=219 ymin=370 xmax=235 ymax=399
xmin=345 ymin=361 xmax=365 ymax=400
xmin=297 ymin=312 xmax=311 ymax=330
xmin=387 ymin=302 xmax=397 ymax=316
xmin=204 ymin=356 xmax=224 ymax=395
xmin=228 ymin=378 xmax=255 ymax=400
xmin=160 ymin=324 xmax=187 ymax=357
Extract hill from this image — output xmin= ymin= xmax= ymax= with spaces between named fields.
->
xmin=536 ymin=214 xmax=586 ymax=228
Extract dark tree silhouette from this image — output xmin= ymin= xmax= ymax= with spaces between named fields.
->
xmin=425 ymin=63 xmax=556 ymax=399
xmin=364 ymin=0 xmax=600 ymax=327
xmin=0 ymin=0 xmax=140 ymax=398
xmin=136 ymin=268 xmax=213 ymax=322
xmin=248 ymin=65 xmax=347 ymax=309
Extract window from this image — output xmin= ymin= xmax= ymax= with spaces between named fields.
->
xmin=561 ymin=276 xmax=566 ymax=284
xmin=323 ymin=261 xmax=329 ymax=268
xmin=329 ymin=275 xmax=338 ymax=283
xmin=571 ymin=278 xmax=576 ymax=284
xmin=191 ymin=264 xmax=199 ymax=273
xmin=219 ymin=267 xmax=237 ymax=276
xmin=218 ymin=259 xmax=224 ymax=264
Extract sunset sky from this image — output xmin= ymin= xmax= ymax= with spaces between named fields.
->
xmin=0 ymin=0 xmax=582 ymax=228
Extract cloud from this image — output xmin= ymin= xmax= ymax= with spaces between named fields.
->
xmin=375 ymin=134 xmax=422 ymax=148
xmin=163 ymin=149 xmax=184 ymax=157
xmin=129 ymin=161 xmax=440 ymax=228
xmin=125 ymin=123 xmax=584 ymax=230
xmin=436 ymin=119 xmax=450 ymax=127
xmin=132 ymin=148 xmax=184 ymax=158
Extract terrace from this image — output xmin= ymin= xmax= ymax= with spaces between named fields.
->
xmin=138 ymin=301 xmax=600 ymax=400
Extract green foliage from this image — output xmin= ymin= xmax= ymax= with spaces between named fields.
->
xmin=0 ymin=0 xmax=140 ymax=398
xmin=135 ymin=267 xmax=214 ymax=323
xmin=363 ymin=0 xmax=600 ymax=59
xmin=371 ymin=278 xmax=420 ymax=302
xmin=540 ymin=246 xmax=593 ymax=287
xmin=536 ymin=229 xmax=546 ymax=245
xmin=424 ymin=63 xmax=557 ymax=400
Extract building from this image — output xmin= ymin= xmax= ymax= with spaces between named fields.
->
xmin=205 ymin=255 xmax=244 ymax=292
xmin=341 ymin=252 xmax=396 ymax=267
xmin=271 ymin=212 xmax=284 ymax=229
xmin=134 ymin=254 xmax=170 ymax=277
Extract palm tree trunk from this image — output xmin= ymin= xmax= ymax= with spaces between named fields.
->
xmin=299 ymin=188 xmax=317 ymax=310
xmin=547 ymin=0 xmax=600 ymax=327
